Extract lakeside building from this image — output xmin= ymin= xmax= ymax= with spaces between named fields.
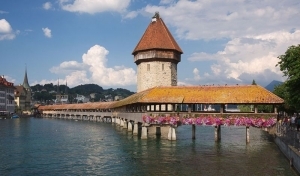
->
xmin=75 ymin=94 xmax=89 ymax=103
xmin=14 ymin=68 xmax=32 ymax=114
xmin=133 ymin=12 xmax=183 ymax=93
xmin=55 ymin=80 xmax=69 ymax=104
xmin=0 ymin=75 xmax=15 ymax=114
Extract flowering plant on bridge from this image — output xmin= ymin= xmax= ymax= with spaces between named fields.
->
xmin=143 ymin=115 xmax=276 ymax=128
xmin=181 ymin=115 xmax=276 ymax=128
xmin=143 ymin=115 xmax=179 ymax=125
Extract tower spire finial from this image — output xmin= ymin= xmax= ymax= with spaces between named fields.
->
xmin=57 ymin=78 xmax=60 ymax=94
xmin=23 ymin=64 xmax=30 ymax=90
xmin=65 ymin=80 xmax=68 ymax=94
xmin=153 ymin=11 xmax=159 ymax=18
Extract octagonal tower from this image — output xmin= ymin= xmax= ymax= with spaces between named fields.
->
xmin=133 ymin=12 xmax=183 ymax=93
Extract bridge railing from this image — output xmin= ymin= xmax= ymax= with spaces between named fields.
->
xmin=42 ymin=110 xmax=113 ymax=117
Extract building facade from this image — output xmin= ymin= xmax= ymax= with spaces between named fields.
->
xmin=55 ymin=80 xmax=69 ymax=104
xmin=0 ymin=76 xmax=15 ymax=114
xmin=14 ymin=68 xmax=32 ymax=113
xmin=132 ymin=12 xmax=183 ymax=92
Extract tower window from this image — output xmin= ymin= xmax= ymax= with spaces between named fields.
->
xmin=162 ymin=64 xmax=164 ymax=71
xmin=147 ymin=64 xmax=150 ymax=71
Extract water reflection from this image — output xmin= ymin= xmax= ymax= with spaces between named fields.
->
xmin=0 ymin=118 xmax=297 ymax=176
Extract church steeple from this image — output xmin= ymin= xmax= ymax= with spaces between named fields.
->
xmin=65 ymin=80 xmax=68 ymax=95
xmin=22 ymin=66 xmax=30 ymax=90
xmin=57 ymin=79 xmax=60 ymax=94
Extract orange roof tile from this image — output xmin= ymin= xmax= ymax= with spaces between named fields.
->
xmin=38 ymin=85 xmax=284 ymax=111
xmin=0 ymin=76 xmax=14 ymax=87
xmin=38 ymin=102 xmax=115 ymax=111
xmin=112 ymin=85 xmax=284 ymax=108
xmin=14 ymin=86 xmax=26 ymax=97
xmin=132 ymin=12 xmax=183 ymax=55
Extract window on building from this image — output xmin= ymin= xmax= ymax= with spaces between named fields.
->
xmin=147 ymin=64 xmax=150 ymax=71
xmin=162 ymin=64 xmax=164 ymax=71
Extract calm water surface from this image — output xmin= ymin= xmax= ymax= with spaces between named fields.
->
xmin=0 ymin=118 xmax=298 ymax=176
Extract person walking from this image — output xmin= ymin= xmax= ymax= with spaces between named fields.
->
xmin=297 ymin=117 xmax=300 ymax=131
xmin=291 ymin=114 xmax=296 ymax=130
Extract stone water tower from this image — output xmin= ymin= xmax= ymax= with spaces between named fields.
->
xmin=132 ymin=12 xmax=183 ymax=92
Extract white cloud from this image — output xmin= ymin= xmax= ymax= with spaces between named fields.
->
xmin=0 ymin=19 xmax=12 ymax=33
xmin=2 ymin=75 xmax=16 ymax=84
xmin=59 ymin=0 xmax=131 ymax=14
xmin=160 ymin=0 xmax=175 ymax=5
xmin=124 ymin=11 xmax=138 ymax=19
xmin=48 ymin=45 xmax=136 ymax=87
xmin=50 ymin=61 xmax=87 ymax=74
xmin=141 ymin=0 xmax=300 ymax=40
xmin=192 ymin=68 xmax=201 ymax=81
xmin=43 ymin=2 xmax=52 ymax=10
xmin=187 ymin=30 xmax=300 ymax=86
xmin=0 ymin=19 xmax=16 ymax=40
xmin=0 ymin=10 xmax=8 ymax=14
xmin=42 ymin=27 xmax=52 ymax=38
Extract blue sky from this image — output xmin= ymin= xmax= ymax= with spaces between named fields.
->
xmin=1 ymin=0 xmax=299 ymax=92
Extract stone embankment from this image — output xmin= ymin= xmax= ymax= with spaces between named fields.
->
xmin=272 ymin=123 xmax=300 ymax=174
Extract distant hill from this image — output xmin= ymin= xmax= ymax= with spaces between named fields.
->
xmin=31 ymin=83 xmax=135 ymax=103
xmin=265 ymin=80 xmax=283 ymax=91
xmin=70 ymin=84 xmax=104 ymax=95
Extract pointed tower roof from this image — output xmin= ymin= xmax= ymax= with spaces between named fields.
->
xmin=65 ymin=80 xmax=68 ymax=94
xmin=132 ymin=12 xmax=183 ymax=55
xmin=57 ymin=79 xmax=60 ymax=94
xmin=22 ymin=67 xmax=30 ymax=89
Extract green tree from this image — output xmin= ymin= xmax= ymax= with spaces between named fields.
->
xmin=237 ymin=105 xmax=252 ymax=112
xmin=276 ymin=44 xmax=300 ymax=111
xmin=251 ymin=79 xmax=257 ymax=85
xmin=273 ymin=82 xmax=295 ymax=114
xmin=257 ymin=105 xmax=273 ymax=113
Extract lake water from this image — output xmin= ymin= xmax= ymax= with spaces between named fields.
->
xmin=0 ymin=117 xmax=298 ymax=175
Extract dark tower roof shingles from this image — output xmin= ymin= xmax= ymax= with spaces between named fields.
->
xmin=23 ymin=67 xmax=30 ymax=89
xmin=132 ymin=13 xmax=183 ymax=55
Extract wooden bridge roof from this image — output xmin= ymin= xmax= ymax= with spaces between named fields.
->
xmin=38 ymin=85 xmax=284 ymax=110
xmin=112 ymin=85 xmax=284 ymax=108
xmin=38 ymin=102 xmax=115 ymax=110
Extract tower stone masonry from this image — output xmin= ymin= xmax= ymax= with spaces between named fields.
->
xmin=132 ymin=12 xmax=183 ymax=92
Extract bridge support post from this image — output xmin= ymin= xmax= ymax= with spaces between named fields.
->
xmin=123 ymin=119 xmax=128 ymax=129
xmin=128 ymin=121 xmax=133 ymax=132
xmin=192 ymin=124 xmax=196 ymax=140
xmin=156 ymin=126 xmax=161 ymax=136
xmin=120 ymin=119 xmax=124 ymax=127
xmin=147 ymin=125 xmax=160 ymax=137
xmin=141 ymin=126 xmax=148 ymax=139
xmin=246 ymin=126 xmax=250 ymax=143
xmin=168 ymin=126 xmax=176 ymax=141
xmin=215 ymin=125 xmax=221 ymax=142
xmin=133 ymin=122 xmax=138 ymax=135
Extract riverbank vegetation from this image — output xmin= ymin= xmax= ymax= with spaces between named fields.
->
xmin=275 ymin=44 xmax=300 ymax=114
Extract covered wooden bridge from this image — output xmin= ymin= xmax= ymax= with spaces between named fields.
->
xmin=38 ymin=85 xmax=284 ymax=141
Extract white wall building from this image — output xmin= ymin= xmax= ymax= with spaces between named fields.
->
xmin=0 ymin=75 xmax=15 ymax=114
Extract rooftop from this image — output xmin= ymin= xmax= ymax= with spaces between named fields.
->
xmin=39 ymin=85 xmax=284 ymax=110
xmin=132 ymin=12 xmax=183 ymax=55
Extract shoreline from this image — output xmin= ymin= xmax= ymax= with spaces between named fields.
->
xmin=268 ymin=125 xmax=300 ymax=174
